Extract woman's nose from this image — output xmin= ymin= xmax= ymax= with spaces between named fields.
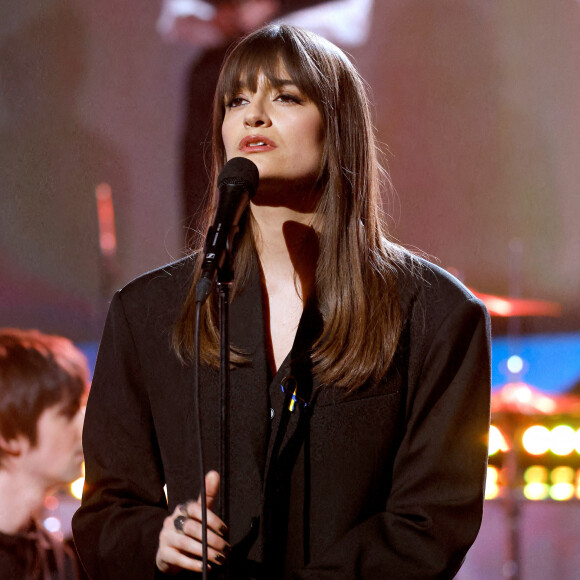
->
xmin=243 ymin=97 xmax=271 ymax=128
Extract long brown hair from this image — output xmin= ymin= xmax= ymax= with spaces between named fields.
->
xmin=174 ymin=25 xmax=407 ymax=391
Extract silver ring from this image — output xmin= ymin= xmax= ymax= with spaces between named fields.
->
xmin=174 ymin=515 xmax=187 ymax=532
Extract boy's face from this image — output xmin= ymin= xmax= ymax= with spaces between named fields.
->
xmin=21 ymin=400 xmax=85 ymax=489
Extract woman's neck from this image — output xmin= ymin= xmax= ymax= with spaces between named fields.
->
xmin=250 ymin=203 xmax=319 ymax=371
xmin=250 ymin=203 xmax=318 ymax=298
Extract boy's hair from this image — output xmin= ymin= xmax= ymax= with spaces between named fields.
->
xmin=0 ymin=328 xmax=88 ymax=460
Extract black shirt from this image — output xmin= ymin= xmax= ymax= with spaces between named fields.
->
xmin=0 ymin=521 xmax=85 ymax=580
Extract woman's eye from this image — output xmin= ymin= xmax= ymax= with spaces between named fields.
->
xmin=276 ymin=93 xmax=302 ymax=104
xmin=227 ymin=96 xmax=247 ymax=108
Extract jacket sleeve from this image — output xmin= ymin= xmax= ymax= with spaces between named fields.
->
xmin=295 ymin=296 xmax=491 ymax=579
xmin=72 ymin=292 xmax=170 ymax=580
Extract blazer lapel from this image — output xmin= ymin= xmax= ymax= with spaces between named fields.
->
xmin=261 ymin=299 xmax=323 ymax=572
xmin=227 ymin=270 xmax=271 ymax=545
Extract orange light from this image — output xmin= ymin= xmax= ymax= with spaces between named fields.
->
xmin=70 ymin=477 xmax=84 ymax=500
xmin=488 ymin=425 xmax=509 ymax=455
xmin=44 ymin=495 xmax=59 ymax=511
xmin=96 ymin=182 xmax=117 ymax=257
xmin=551 ymin=466 xmax=574 ymax=484
xmin=524 ymin=465 xmax=548 ymax=483
xmin=485 ymin=466 xmax=500 ymax=499
xmin=469 ymin=290 xmax=561 ymax=317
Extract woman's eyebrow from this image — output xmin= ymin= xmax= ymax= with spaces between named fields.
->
xmin=225 ymin=78 xmax=299 ymax=97
xmin=271 ymin=78 xmax=297 ymax=88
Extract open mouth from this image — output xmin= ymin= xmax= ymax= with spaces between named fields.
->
xmin=239 ymin=135 xmax=276 ymax=151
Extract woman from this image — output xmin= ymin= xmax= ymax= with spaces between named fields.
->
xmin=73 ymin=25 xmax=491 ymax=579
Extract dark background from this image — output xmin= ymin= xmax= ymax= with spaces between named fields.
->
xmin=2 ymin=0 xmax=579 ymax=341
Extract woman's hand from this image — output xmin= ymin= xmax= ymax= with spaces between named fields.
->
xmin=156 ymin=471 xmax=230 ymax=574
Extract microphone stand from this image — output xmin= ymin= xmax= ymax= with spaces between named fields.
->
xmin=217 ymin=245 xmax=233 ymax=580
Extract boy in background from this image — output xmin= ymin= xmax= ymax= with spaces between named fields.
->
xmin=0 ymin=328 xmax=88 ymax=579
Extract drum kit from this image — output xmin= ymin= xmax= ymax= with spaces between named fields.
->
xmin=473 ymin=288 xmax=580 ymax=580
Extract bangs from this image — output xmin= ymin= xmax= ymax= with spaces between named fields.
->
xmin=218 ymin=25 xmax=331 ymax=107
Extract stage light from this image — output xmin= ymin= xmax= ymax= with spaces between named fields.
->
xmin=523 ymin=482 xmax=549 ymax=500
xmin=575 ymin=428 xmax=580 ymax=454
xmin=95 ymin=182 xmax=117 ymax=257
xmin=487 ymin=466 xmax=499 ymax=483
xmin=549 ymin=482 xmax=575 ymax=501
xmin=485 ymin=466 xmax=500 ymax=499
xmin=71 ymin=477 xmax=84 ymax=500
xmin=43 ymin=516 xmax=62 ymax=533
xmin=506 ymin=355 xmax=524 ymax=374
xmin=523 ymin=466 xmax=549 ymax=500
xmin=522 ymin=425 xmax=550 ymax=455
xmin=551 ymin=466 xmax=574 ymax=484
xmin=70 ymin=461 xmax=85 ymax=499
xmin=549 ymin=425 xmax=576 ymax=456
xmin=44 ymin=495 xmax=59 ymax=511
xmin=524 ymin=465 xmax=548 ymax=483
xmin=488 ymin=425 xmax=509 ymax=455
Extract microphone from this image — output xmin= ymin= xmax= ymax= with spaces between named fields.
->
xmin=196 ymin=157 xmax=259 ymax=304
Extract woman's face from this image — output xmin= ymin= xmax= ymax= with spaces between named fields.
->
xmin=221 ymin=66 xmax=325 ymax=198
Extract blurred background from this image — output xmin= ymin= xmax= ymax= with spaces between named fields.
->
xmin=1 ymin=1 xmax=580 ymax=578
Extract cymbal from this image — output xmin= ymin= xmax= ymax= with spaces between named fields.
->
xmin=553 ymin=394 xmax=580 ymax=415
xmin=469 ymin=290 xmax=562 ymax=318
xmin=491 ymin=382 xmax=558 ymax=416
xmin=492 ymin=382 xmax=580 ymax=417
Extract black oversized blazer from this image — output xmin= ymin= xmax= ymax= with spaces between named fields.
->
xmin=72 ymin=254 xmax=491 ymax=579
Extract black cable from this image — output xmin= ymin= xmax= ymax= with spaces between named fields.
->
xmin=193 ymin=300 xmax=209 ymax=579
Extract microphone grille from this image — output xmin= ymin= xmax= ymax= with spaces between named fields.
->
xmin=217 ymin=157 xmax=259 ymax=198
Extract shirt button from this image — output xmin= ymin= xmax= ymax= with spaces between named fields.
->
xmin=270 ymin=407 xmax=275 ymax=419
